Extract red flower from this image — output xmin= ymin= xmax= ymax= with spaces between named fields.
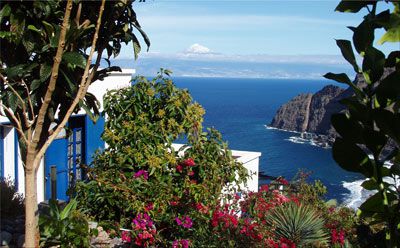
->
xmin=339 ymin=230 xmax=345 ymax=245
xmin=260 ymin=184 xmax=269 ymax=192
xmin=144 ymin=203 xmax=153 ymax=212
xmin=176 ymin=165 xmax=183 ymax=173
xmin=121 ymin=231 xmax=131 ymax=243
xmin=277 ymin=178 xmax=289 ymax=185
xmin=183 ymin=158 xmax=196 ymax=167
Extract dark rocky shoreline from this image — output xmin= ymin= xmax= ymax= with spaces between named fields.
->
xmin=269 ymin=84 xmax=347 ymax=149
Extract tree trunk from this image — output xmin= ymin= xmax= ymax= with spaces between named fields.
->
xmin=25 ymin=158 xmax=39 ymax=248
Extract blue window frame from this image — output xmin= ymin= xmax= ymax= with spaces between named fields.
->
xmin=67 ymin=127 xmax=83 ymax=187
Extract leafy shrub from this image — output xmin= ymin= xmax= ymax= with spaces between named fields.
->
xmin=39 ymin=199 xmax=90 ymax=248
xmin=0 ymin=177 xmax=24 ymax=217
xmin=266 ymin=203 xmax=329 ymax=247
xmin=75 ymin=71 xmax=248 ymax=245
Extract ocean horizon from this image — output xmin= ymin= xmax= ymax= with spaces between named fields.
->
xmin=169 ymin=76 xmax=365 ymax=207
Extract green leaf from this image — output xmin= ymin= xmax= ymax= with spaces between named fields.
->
xmin=362 ymin=46 xmax=385 ymax=83
xmin=362 ymin=129 xmax=387 ymax=155
xmin=323 ymin=72 xmax=365 ymax=98
xmin=4 ymin=64 xmax=25 ymax=79
xmin=0 ymin=4 xmax=11 ymax=23
xmin=361 ymin=179 xmax=378 ymax=190
xmin=27 ymin=24 xmax=41 ymax=33
xmin=350 ymin=20 xmax=375 ymax=55
xmin=335 ymin=1 xmax=373 ymax=13
xmin=332 ymin=137 xmax=373 ymax=177
xmin=359 ymin=192 xmax=385 ymax=216
xmin=40 ymin=63 xmax=52 ymax=83
xmin=374 ymin=109 xmax=400 ymax=143
xmin=391 ymin=162 xmax=400 ymax=176
xmin=378 ymin=13 xmax=400 ymax=44
xmin=22 ymin=33 xmax=35 ymax=53
xmin=335 ymin=39 xmax=359 ymax=72
xmin=133 ymin=41 xmax=141 ymax=60
xmin=62 ymin=52 xmax=87 ymax=69
xmin=42 ymin=20 xmax=55 ymax=37
xmin=132 ymin=24 xmax=150 ymax=51
xmin=31 ymin=79 xmax=42 ymax=92
xmin=331 ymin=113 xmax=364 ymax=143
xmin=323 ymin=72 xmax=352 ymax=84
xmin=376 ymin=70 xmax=400 ymax=103
xmin=60 ymin=200 xmax=77 ymax=220
xmin=385 ymin=51 xmax=400 ymax=67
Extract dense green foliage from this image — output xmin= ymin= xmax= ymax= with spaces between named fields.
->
xmin=325 ymin=1 xmax=400 ymax=246
xmin=0 ymin=178 xmax=24 ymax=217
xmin=76 ymin=71 xmax=248 ymax=245
xmin=39 ymin=199 xmax=90 ymax=248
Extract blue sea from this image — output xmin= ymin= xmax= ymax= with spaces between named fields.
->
xmin=172 ymin=77 xmax=364 ymax=206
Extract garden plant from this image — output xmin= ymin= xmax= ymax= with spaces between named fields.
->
xmin=325 ymin=0 xmax=400 ymax=246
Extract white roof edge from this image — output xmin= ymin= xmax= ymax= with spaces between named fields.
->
xmin=107 ymin=68 xmax=136 ymax=76
xmin=171 ymin=143 xmax=262 ymax=163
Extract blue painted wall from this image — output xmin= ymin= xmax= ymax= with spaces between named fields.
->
xmin=45 ymin=138 xmax=68 ymax=200
xmin=85 ymin=115 xmax=105 ymax=165
xmin=43 ymin=114 xmax=106 ymax=200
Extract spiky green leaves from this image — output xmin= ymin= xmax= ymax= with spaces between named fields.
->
xmin=266 ymin=203 xmax=329 ymax=246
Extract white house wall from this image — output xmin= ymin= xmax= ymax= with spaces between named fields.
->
xmin=171 ymin=143 xmax=261 ymax=194
xmin=3 ymin=127 xmax=15 ymax=180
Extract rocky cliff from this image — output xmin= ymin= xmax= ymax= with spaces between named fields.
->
xmin=270 ymin=85 xmax=347 ymax=137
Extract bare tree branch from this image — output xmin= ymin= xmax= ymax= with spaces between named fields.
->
xmin=22 ymin=79 xmax=35 ymax=127
xmin=0 ymin=103 xmax=28 ymax=144
xmin=31 ymin=0 xmax=73 ymax=156
xmin=3 ymin=80 xmax=32 ymax=129
xmin=34 ymin=0 xmax=106 ymax=167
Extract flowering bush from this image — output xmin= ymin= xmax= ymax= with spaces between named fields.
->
xmin=75 ymin=71 xmax=248 ymax=246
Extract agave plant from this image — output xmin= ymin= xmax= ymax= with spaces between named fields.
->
xmin=267 ymin=203 xmax=329 ymax=247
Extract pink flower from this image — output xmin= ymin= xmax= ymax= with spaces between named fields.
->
xmin=134 ymin=170 xmax=149 ymax=180
xmin=175 ymin=216 xmax=193 ymax=229
xmin=121 ymin=230 xmax=131 ymax=243
xmin=176 ymin=165 xmax=183 ymax=173
xmin=183 ymin=158 xmax=196 ymax=167
xmin=173 ymin=239 xmax=190 ymax=248
xmin=188 ymin=171 xmax=194 ymax=176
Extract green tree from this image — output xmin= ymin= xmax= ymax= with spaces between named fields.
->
xmin=325 ymin=1 xmax=400 ymax=246
xmin=0 ymin=1 xmax=149 ymax=246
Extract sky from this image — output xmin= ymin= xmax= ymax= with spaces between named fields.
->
xmin=112 ymin=1 xmax=398 ymax=79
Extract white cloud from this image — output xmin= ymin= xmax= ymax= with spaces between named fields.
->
xmin=185 ymin=43 xmax=212 ymax=54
